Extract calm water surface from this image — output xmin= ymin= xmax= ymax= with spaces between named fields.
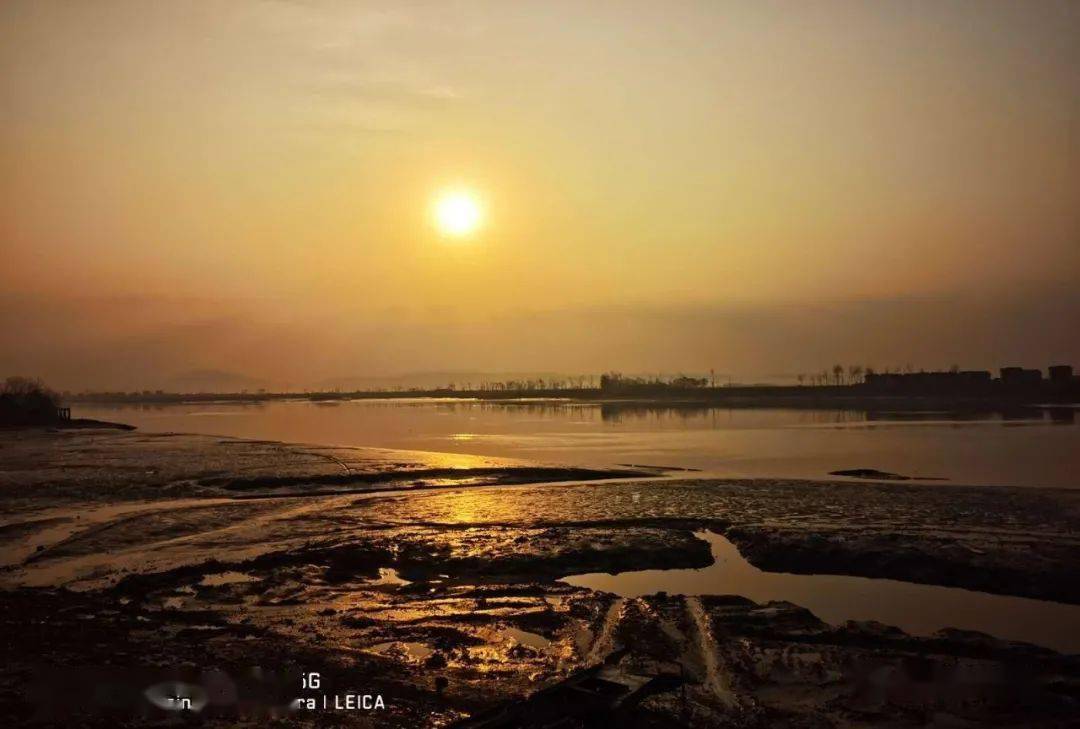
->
xmin=77 ymin=398 xmax=1080 ymax=488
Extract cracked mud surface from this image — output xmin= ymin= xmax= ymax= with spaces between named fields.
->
xmin=1 ymin=429 xmax=1078 ymax=727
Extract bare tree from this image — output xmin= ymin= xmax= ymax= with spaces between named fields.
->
xmin=0 ymin=376 xmax=61 ymax=425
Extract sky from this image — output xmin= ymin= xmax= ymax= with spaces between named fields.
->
xmin=2 ymin=0 xmax=1078 ymax=390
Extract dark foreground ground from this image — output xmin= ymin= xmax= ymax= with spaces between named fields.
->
xmin=1 ymin=429 xmax=1078 ymax=727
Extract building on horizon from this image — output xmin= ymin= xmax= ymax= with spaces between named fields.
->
xmin=1048 ymin=365 xmax=1074 ymax=383
xmin=1000 ymin=367 xmax=1043 ymax=386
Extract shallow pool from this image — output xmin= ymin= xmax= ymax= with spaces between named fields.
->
xmin=561 ymin=531 xmax=1080 ymax=654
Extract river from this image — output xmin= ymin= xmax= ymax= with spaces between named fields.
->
xmin=76 ymin=398 xmax=1080 ymax=488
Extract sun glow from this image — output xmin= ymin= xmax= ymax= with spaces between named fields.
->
xmin=433 ymin=191 xmax=483 ymax=237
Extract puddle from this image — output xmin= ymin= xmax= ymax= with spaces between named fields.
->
xmin=199 ymin=571 xmax=260 ymax=587
xmin=371 ymin=641 xmax=433 ymax=661
xmin=368 ymin=568 xmax=411 ymax=587
xmin=504 ymin=627 xmax=551 ymax=649
xmin=561 ymin=531 xmax=1080 ymax=654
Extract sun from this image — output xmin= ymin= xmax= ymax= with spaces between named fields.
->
xmin=433 ymin=190 xmax=483 ymax=237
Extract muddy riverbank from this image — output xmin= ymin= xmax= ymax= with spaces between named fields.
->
xmin=1 ymin=429 xmax=1077 ymax=727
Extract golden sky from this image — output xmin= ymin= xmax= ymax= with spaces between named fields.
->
xmin=2 ymin=1 xmax=1078 ymax=389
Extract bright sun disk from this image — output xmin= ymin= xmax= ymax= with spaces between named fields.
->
xmin=434 ymin=191 xmax=483 ymax=237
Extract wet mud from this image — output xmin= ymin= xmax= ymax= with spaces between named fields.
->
xmin=828 ymin=468 xmax=945 ymax=481
xmin=1 ymin=429 xmax=1077 ymax=727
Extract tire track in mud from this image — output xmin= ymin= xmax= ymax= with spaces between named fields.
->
xmin=7 ymin=493 xmax=362 ymax=587
xmin=302 ymin=448 xmax=354 ymax=474
xmin=587 ymin=597 xmax=626 ymax=663
xmin=686 ymin=596 xmax=736 ymax=706
xmin=2 ymin=498 xmax=236 ymax=569
xmin=8 ymin=470 xmax=640 ymax=585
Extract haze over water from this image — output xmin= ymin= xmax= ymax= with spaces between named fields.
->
xmin=78 ymin=399 xmax=1080 ymax=489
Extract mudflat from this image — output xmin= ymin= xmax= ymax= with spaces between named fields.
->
xmin=1 ymin=429 xmax=1077 ymax=727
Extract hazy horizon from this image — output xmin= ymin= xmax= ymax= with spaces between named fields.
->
xmin=3 ymin=1 xmax=1078 ymax=391
xmin=8 ymin=287 xmax=1077 ymax=392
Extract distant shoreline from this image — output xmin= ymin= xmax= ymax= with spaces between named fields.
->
xmin=0 ymin=418 xmax=135 ymax=431
xmin=66 ymin=383 xmax=1079 ymax=411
